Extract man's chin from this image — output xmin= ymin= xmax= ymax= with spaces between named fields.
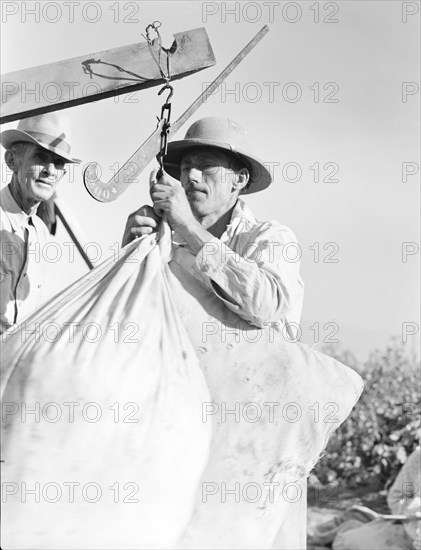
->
xmin=187 ymin=191 xmax=207 ymax=200
xmin=188 ymin=194 xmax=207 ymax=210
xmin=33 ymin=182 xmax=55 ymax=201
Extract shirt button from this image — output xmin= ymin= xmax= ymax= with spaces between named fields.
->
xmin=201 ymin=263 xmax=210 ymax=273
xmin=23 ymin=273 xmax=27 ymax=277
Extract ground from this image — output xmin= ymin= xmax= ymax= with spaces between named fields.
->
xmin=307 ymin=480 xmax=389 ymax=549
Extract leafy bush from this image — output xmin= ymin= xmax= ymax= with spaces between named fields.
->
xmin=313 ymin=341 xmax=420 ymax=488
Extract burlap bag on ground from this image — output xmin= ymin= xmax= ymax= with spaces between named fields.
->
xmin=1 ymin=229 xmax=211 ymax=550
xmin=165 ymin=248 xmax=363 ymax=550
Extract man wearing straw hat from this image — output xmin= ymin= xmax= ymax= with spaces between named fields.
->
xmin=123 ymin=117 xmax=304 ymax=331
xmin=0 ymin=112 xmax=80 ymax=334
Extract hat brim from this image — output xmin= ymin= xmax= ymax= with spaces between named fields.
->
xmin=0 ymin=129 xmax=81 ymax=164
xmin=163 ymin=138 xmax=272 ymax=194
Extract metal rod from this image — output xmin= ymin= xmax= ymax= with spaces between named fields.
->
xmin=54 ymin=203 xmax=94 ymax=270
xmin=171 ymin=25 xmax=269 ymax=134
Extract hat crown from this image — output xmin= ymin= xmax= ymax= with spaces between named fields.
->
xmin=0 ymin=112 xmax=79 ymax=163
xmin=184 ymin=117 xmax=253 ymax=155
xmin=163 ymin=116 xmax=272 ymax=194
xmin=17 ymin=112 xmax=72 ymax=144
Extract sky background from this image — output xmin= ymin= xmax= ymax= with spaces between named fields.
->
xmin=1 ymin=0 xmax=420 ymax=360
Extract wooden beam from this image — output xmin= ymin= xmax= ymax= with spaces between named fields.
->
xmin=0 ymin=27 xmax=215 ymax=123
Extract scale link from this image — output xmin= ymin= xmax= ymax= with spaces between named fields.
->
xmin=143 ymin=21 xmax=174 ymax=170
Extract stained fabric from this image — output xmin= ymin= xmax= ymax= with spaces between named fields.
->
xmin=166 ymin=251 xmax=363 ymax=549
xmin=1 ymin=223 xmax=363 ymax=549
xmin=1 ymin=225 xmax=211 ymax=550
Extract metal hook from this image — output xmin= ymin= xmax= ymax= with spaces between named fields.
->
xmin=158 ymin=83 xmax=174 ymax=104
xmin=144 ymin=21 xmax=162 ymax=44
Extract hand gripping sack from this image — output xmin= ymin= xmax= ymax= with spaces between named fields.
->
xmin=164 ymin=249 xmax=364 ymax=550
xmin=1 ymin=223 xmax=212 ymax=550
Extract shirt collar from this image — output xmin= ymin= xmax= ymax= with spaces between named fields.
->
xmin=0 ymin=185 xmax=38 ymax=232
xmin=221 ymin=198 xmax=256 ymax=243
xmin=173 ymin=198 xmax=256 ymax=245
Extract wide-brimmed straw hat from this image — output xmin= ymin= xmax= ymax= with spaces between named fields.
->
xmin=0 ymin=112 xmax=80 ymax=164
xmin=163 ymin=117 xmax=272 ymax=194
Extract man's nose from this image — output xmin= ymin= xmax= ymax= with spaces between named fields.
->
xmin=186 ymin=167 xmax=203 ymax=182
xmin=43 ymin=163 xmax=58 ymax=177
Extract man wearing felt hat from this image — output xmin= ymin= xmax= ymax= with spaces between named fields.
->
xmin=0 ymin=112 xmax=80 ymax=334
xmin=123 ymin=117 xmax=304 ymax=331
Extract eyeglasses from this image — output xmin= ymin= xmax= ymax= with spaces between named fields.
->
xmin=33 ymin=151 xmax=66 ymax=170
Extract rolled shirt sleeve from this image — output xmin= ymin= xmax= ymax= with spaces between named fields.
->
xmin=190 ymin=218 xmax=304 ymax=329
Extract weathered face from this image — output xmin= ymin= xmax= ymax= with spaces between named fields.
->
xmin=8 ymin=143 xmax=67 ymax=205
xmin=179 ymin=147 xmax=248 ymax=218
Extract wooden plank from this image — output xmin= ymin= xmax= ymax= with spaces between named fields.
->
xmin=0 ymin=27 xmax=215 ymax=123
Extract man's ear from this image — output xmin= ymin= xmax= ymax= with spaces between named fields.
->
xmin=4 ymin=150 xmax=17 ymax=172
xmin=232 ymin=168 xmax=250 ymax=192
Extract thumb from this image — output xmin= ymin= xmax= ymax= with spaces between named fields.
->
xmin=149 ymin=167 xmax=161 ymax=189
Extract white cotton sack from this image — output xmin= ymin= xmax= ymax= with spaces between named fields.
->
xmin=165 ymin=251 xmax=364 ymax=550
xmin=1 ymin=226 xmax=211 ymax=550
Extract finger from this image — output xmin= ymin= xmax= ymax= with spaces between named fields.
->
xmin=149 ymin=169 xmax=162 ymax=202
xmin=133 ymin=215 xmax=158 ymax=228
xmin=129 ymin=205 xmax=148 ymax=218
xmin=152 ymin=183 xmax=175 ymax=193
xmin=138 ymin=205 xmax=153 ymax=216
xmin=151 ymin=191 xmax=171 ymax=203
xmin=160 ymin=173 xmax=179 ymax=187
xmin=130 ymin=226 xmax=154 ymax=236
xmin=141 ymin=205 xmax=162 ymax=223
xmin=153 ymin=201 xmax=167 ymax=216
xmin=155 ymin=169 xmax=181 ymax=188
xmin=151 ymin=185 xmax=177 ymax=201
xmin=151 ymin=185 xmax=179 ymax=201
xmin=149 ymin=167 xmax=160 ymax=188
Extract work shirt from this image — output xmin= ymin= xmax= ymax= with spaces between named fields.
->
xmin=0 ymin=185 xmax=50 ymax=334
xmin=172 ymin=198 xmax=304 ymax=331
